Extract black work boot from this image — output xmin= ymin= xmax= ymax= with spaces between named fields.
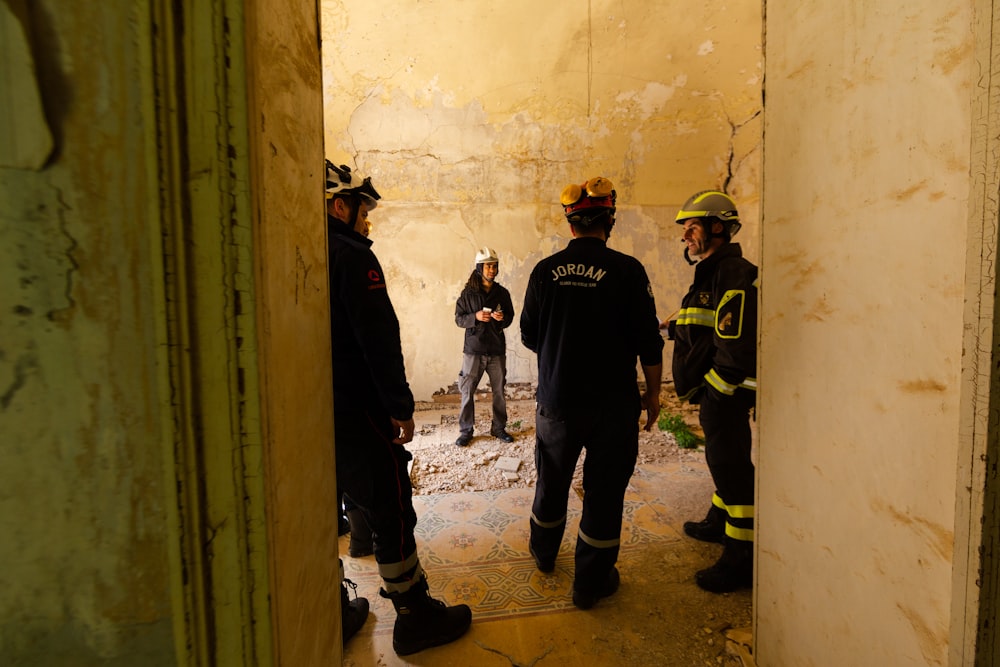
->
xmin=683 ymin=504 xmax=726 ymax=544
xmin=572 ymin=567 xmax=621 ymax=609
xmin=695 ymin=538 xmax=753 ymax=593
xmin=341 ymin=577 xmax=369 ymax=644
xmin=345 ymin=508 xmax=374 ymax=558
xmin=380 ymin=579 xmax=472 ymax=656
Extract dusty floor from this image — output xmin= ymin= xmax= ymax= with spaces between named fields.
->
xmin=345 ymin=385 xmax=756 ymax=666
xmin=408 ymin=383 xmax=707 ymax=496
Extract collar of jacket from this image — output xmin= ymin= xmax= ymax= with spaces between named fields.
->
xmin=327 ymin=214 xmax=373 ymax=249
xmin=694 ymin=242 xmax=742 ymax=277
xmin=567 ymin=236 xmax=607 ymax=248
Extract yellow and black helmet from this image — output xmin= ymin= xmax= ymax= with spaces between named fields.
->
xmin=675 ymin=190 xmax=741 ymax=238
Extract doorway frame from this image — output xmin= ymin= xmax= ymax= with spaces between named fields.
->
xmin=150 ymin=0 xmax=341 ymax=665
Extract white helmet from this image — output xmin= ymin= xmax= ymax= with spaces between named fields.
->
xmin=325 ymin=160 xmax=380 ymax=210
xmin=474 ymin=247 xmax=499 ymax=264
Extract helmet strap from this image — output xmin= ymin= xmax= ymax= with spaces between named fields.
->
xmin=476 ymin=263 xmax=495 ymax=286
xmin=345 ymin=196 xmax=361 ymax=229
xmin=683 ymin=246 xmax=698 ymax=265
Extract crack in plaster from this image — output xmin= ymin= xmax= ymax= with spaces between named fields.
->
xmin=475 ymin=640 xmax=554 ymax=666
xmin=722 ymin=109 xmax=762 ymax=193
xmin=0 ymin=353 xmax=36 ymax=410
xmin=48 ymin=186 xmax=78 ymax=322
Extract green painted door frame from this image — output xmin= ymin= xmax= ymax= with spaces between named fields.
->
xmin=148 ymin=1 xmax=339 ymax=664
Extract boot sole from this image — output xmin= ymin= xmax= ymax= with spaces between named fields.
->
xmin=393 ymin=615 xmax=472 ymax=656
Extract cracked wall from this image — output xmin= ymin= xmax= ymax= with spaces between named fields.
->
xmin=320 ymin=0 xmax=763 ymax=399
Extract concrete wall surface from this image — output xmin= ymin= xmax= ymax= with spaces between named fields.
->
xmin=320 ymin=0 xmax=763 ymax=399
xmin=757 ymin=2 xmax=979 ymax=665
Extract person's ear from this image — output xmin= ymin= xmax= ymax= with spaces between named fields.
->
xmin=328 ymin=197 xmax=348 ymax=221
xmin=712 ymin=220 xmax=725 ymax=235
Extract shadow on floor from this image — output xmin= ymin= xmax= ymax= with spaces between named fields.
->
xmin=342 ymin=461 xmax=752 ymax=666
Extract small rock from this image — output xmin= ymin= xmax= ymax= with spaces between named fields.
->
xmin=495 ymin=456 xmax=521 ymax=472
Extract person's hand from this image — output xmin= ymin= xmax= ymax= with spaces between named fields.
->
xmin=641 ymin=390 xmax=660 ymax=432
xmin=491 ymin=311 xmax=504 ymax=321
xmin=476 ymin=310 xmax=492 ymax=322
xmin=392 ymin=417 xmax=415 ymax=444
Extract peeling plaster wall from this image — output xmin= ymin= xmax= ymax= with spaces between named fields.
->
xmin=0 ymin=3 xmax=175 ymax=665
xmin=757 ymin=2 xmax=974 ymax=665
xmin=320 ymin=0 xmax=762 ymax=399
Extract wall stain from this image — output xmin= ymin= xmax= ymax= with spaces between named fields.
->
xmin=874 ymin=499 xmax=953 ymax=561
xmin=896 ymin=602 xmax=948 ymax=664
xmin=934 ymin=42 xmax=973 ymax=77
xmin=786 ymin=60 xmax=816 ymax=79
xmin=898 ymin=378 xmax=947 ymax=393
xmin=891 ymin=180 xmax=928 ymax=201
xmin=803 ymin=295 xmax=833 ymax=322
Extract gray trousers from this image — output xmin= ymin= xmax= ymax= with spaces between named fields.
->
xmin=458 ymin=353 xmax=508 ymax=435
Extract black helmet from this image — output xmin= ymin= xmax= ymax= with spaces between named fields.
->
xmin=560 ymin=176 xmax=617 ymax=226
xmin=675 ymin=190 xmax=741 ymax=238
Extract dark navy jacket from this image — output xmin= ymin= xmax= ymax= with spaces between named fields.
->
xmin=520 ymin=237 xmax=664 ymax=413
xmin=327 ymin=216 xmax=414 ymax=420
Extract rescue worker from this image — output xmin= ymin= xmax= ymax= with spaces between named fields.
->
xmin=325 ymin=160 xmax=472 ymax=653
xmin=454 ymin=247 xmax=516 ymax=446
xmin=520 ymin=176 xmax=663 ymax=609
xmin=666 ymin=190 xmax=758 ymax=593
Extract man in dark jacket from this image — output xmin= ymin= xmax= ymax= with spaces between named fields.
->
xmin=454 ymin=247 xmax=516 ymax=446
xmin=325 ymin=161 xmax=471 ymax=654
xmin=520 ymin=176 xmax=663 ymax=610
xmin=666 ymin=190 xmax=758 ymax=594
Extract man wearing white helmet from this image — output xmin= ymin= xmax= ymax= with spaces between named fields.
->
xmin=325 ymin=160 xmax=471 ymax=654
xmin=666 ymin=189 xmax=758 ymax=594
xmin=520 ymin=176 xmax=663 ymax=610
xmin=454 ymin=247 xmax=516 ymax=446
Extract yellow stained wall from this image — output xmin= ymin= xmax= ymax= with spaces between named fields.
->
xmin=758 ymin=2 xmax=986 ymax=665
xmin=321 ymin=0 xmax=763 ymax=399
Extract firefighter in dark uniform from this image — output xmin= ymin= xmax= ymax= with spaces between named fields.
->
xmin=520 ymin=176 xmax=663 ymax=609
xmin=665 ymin=190 xmax=758 ymax=593
xmin=325 ymin=161 xmax=471 ymax=654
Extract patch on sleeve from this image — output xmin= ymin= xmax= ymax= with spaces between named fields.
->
xmin=367 ymin=269 xmax=386 ymax=290
xmin=716 ymin=289 xmax=745 ymax=339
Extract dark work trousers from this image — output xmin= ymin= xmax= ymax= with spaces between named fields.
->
xmin=458 ymin=353 xmax=508 ymax=435
xmin=699 ymin=386 xmax=756 ymax=542
xmin=530 ymin=402 xmax=639 ymax=594
xmin=334 ymin=408 xmax=423 ymax=593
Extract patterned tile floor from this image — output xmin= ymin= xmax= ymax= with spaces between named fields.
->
xmin=342 ymin=461 xmax=753 ymax=666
